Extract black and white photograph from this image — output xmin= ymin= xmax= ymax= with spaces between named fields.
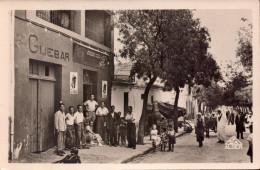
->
xmin=0 ymin=0 xmax=259 ymax=169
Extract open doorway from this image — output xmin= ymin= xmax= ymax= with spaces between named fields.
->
xmin=124 ymin=92 xmax=129 ymax=116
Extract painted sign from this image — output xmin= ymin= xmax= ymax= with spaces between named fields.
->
xmin=102 ymin=80 xmax=107 ymax=98
xmin=70 ymin=72 xmax=78 ymax=94
xmin=29 ymin=34 xmax=70 ymax=61
xmin=73 ymin=43 xmax=108 ymax=68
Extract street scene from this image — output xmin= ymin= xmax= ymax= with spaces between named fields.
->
xmin=9 ymin=8 xmax=253 ymax=164
xmin=130 ymin=124 xmax=250 ymax=163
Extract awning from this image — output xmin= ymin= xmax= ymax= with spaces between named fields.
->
xmin=147 ymin=102 xmax=186 ymax=119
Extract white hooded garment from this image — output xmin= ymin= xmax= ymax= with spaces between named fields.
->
xmin=217 ymin=112 xmax=227 ymax=141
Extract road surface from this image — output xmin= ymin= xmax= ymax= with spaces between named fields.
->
xmin=129 ymin=124 xmax=251 ymax=163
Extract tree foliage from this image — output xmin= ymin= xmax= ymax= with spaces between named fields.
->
xmin=192 ymin=82 xmax=224 ymax=111
xmin=116 ymin=10 xmax=221 ymax=141
xmin=236 ymin=18 xmax=252 ymax=74
xmin=223 ymin=71 xmax=251 ymax=106
xmin=221 ymin=18 xmax=253 ymax=107
xmin=159 ymin=10 xmax=221 ymax=131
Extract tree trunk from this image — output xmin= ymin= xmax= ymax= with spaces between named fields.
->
xmin=173 ymin=87 xmax=180 ymax=133
xmin=198 ymin=102 xmax=202 ymax=113
xmin=137 ymin=76 xmax=157 ymax=144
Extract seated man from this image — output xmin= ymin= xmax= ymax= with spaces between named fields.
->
xmin=84 ymin=125 xmax=104 ymax=146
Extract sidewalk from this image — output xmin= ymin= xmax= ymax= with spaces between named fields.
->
xmin=16 ymin=128 xmax=186 ymax=163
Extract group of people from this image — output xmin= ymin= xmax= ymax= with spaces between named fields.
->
xmin=148 ymin=112 xmax=176 ymax=152
xmin=54 ymin=94 xmax=137 ymax=156
xmin=194 ymin=108 xmax=253 ymax=162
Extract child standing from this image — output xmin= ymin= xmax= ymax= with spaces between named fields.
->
xmin=159 ymin=127 xmax=168 ymax=151
xmin=168 ymin=125 xmax=175 ymax=152
xmin=150 ymin=124 xmax=158 ymax=152
xmin=119 ymin=116 xmax=127 ymax=146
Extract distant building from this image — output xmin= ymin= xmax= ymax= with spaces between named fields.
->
xmin=111 ymin=62 xmax=189 ymax=132
xmin=12 ymin=10 xmax=114 ymax=155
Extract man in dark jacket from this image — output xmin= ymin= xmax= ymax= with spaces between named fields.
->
xmin=107 ymin=105 xmax=120 ymax=146
xmin=235 ymin=111 xmax=245 ymax=139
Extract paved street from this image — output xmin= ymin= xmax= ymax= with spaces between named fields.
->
xmin=129 ymin=124 xmax=251 ymax=163
xmin=15 ymin=128 xmax=185 ymax=163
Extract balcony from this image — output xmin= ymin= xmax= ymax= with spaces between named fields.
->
xmin=113 ymin=75 xmax=135 ymax=83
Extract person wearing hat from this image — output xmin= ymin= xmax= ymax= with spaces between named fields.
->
xmin=195 ymin=112 xmax=205 ymax=147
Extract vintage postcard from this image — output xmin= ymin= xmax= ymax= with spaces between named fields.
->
xmin=0 ymin=0 xmax=259 ymax=169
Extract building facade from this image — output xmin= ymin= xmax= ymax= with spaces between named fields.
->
xmin=13 ymin=10 xmax=114 ymax=155
xmin=111 ymin=62 xmax=188 ymax=133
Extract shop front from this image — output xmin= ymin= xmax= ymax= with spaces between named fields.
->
xmin=14 ymin=16 xmax=112 ymax=154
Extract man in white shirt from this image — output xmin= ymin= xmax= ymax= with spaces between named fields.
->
xmin=74 ymin=105 xmax=89 ymax=149
xmin=95 ymin=102 xmax=109 ymax=143
xmin=54 ymin=103 xmax=66 ymax=156
xmin=65 ymin=106 xmax=75 ymax=149
xmin=84 ymin=94 xmax=98 ymax=125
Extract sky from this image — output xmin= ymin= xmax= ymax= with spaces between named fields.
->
xmin=114 ymin=9 xmax=252 ymax=79
xmin=193 ymin=9 xmax=252 ymax=72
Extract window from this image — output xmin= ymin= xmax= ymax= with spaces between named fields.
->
xmin=36 ymin=10 xmax=74 ymax=31
xmin=45 ymin=65 xmax=49 ymax=76
xmin=85 ymin=10 xmax=111 ymax=48
xmin=29 ymin=61 xmax=38 ymax=75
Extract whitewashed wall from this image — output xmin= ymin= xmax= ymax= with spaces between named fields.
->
xmin=111 ymin=85 xmax=188 ymax=125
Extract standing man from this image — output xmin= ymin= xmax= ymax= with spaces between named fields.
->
xmin=195 ymin=113 xmax=205 ymax=147
xmin=65 ymin=106 xmax=76 ymax=150
xmin=96 ymin=101 xmax=109 ymax=142
xmin=74 ymin=105 xmax=88 ymax=149
xmin=84 ymin=94 xmax=98 ymax=130
xmin=125 ymin=106 xmax=136 ymax=149
xmin=230 ymin=110 xmax=235 ymax=125
xmin=107 ymin=105 xmax=120 ymax=146
xmin=54 ymin=102 xmax=67 ymax=156
xmin=216 ymin=110 xmax=227 ymax=144
xmin=235 ymin=110 xmax=245 ymax=139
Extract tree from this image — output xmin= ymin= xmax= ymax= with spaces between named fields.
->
xmin=236 ymin=18 xmax=252 ymax=75
xmin=222 ymin=71 xmax=250 ymax=108
xmin=116 ymin=10 xmax=169 ymax=144
xmin=160 ymin=11 xmax=222 ymax=131
xmin=192 ymin=82 xmax=224 ymax=112
xmin=116 ymin=10 xmax=220 ymax=143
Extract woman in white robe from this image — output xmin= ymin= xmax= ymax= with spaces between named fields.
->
xmin=216 ymin=109 xmax=227 ymax=143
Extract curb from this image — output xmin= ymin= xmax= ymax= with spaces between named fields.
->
xmin=121 ymin=130 xmax=188 ymax=163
